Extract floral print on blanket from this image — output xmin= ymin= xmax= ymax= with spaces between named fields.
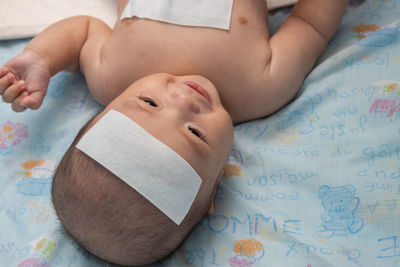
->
xmin=0 ymin=120 xmax=29 ymax=155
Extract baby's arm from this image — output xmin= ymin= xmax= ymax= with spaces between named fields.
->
xmin=0 ymin=16 xmax=111 ymax=112
xmin=262 ymin=0 xmax=349 ymax=115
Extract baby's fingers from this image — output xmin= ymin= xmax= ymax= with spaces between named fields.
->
xmin=11 ymin=91 xmax=28 ymax=112
xmin=0 ymin=68 xmax=15 ymax=94
xmin=20 ymin=90 xmax=45 ymax=110
xmin=2 ymin=80 xmax=26 ymax=103
xmin=0 ymin=66 xmax=10 ymax=78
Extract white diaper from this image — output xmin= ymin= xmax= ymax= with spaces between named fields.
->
xmin=120 ymin=0 xmax=234 ymax=30
xmin=267 ymin=0 xmax=298 ymax=10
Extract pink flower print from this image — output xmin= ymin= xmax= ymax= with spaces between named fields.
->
xmin=13 ymin=121 xmax=29 ymax=139
xmin=0 ymin=142 xmax=6 ymax=149
xmin=18 ymin=257 xmax=50 ymax=267
xmin=12 ymin=139 xmax=22 ymax=146
xmin=228 ymin=256 xmax=253 ymax=267
xmin=0 ymin=120 xmax=29 ymax=155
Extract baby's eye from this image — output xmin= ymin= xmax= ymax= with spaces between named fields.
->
xmin=189 ymin=127 xmax=201 ymax=138
xmin=188 ymin=126 xmax=208 ymax=144
xmin=189 ymin=126 xmax=208 ymax=142
xmin=139 ymin=97 xmax=158 ymax=107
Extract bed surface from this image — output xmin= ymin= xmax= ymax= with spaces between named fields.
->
xmin=0 ymin=0 xmax=118 ymax=40
xmin=0 ymin=0 xmax=296 ymax=40
xmin=1 ymin=0 xmax=400 ymax=266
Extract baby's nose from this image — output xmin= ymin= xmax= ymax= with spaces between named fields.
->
xmin=169 ymin=89 xmax=201 ymax=113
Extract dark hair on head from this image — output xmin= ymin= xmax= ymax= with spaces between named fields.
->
xmin=51 ymin=115 xmax=212 ymax=266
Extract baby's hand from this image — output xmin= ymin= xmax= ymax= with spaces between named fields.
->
xmin=0 ymin=50 xmax=51 ymax=112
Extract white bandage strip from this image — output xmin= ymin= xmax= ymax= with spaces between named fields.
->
xmin=76 ymin=109 xmax=202 ymax=225
xmin=120 ymin=0 xmax=234 ymax=30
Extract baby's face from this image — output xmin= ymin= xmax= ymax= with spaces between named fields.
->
xmin=93 ymin=73 xmax=233 ymax=188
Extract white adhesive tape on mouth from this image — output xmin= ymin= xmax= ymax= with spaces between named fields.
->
xmin=120 ymin=0 xmax=234 ymax=30
xmin=76 ymin=109 xmax=202 ymax=225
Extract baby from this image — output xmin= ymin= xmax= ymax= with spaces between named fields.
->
xmin=0 ymin=0 xmax=349 ymax=265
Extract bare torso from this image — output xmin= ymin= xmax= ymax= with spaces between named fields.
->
xmin=1 ymin=0 xmax=346 ymax=119
xmin=93 ymin=0 xmax=272 ymax=123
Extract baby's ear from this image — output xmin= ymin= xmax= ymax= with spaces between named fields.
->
xmin=208 ymin=169 xmax=224 ymax=215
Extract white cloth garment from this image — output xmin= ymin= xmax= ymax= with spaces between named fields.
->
xmin=267 ymin=0 xmax=298 ymax=10
xmin=120 ymin=0 xmax=234 ymax=30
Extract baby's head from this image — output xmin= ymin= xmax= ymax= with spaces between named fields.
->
xmin=52 ymin=73 xmax=233 ymax=266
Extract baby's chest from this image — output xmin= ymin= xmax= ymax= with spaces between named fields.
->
xmin=112 ymin=14 xmax=268 ymax=78
xmin=101 ymin=0 xmax=272 ymax=119
xmin=114 ymin=0 xmax=269 ymax=61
